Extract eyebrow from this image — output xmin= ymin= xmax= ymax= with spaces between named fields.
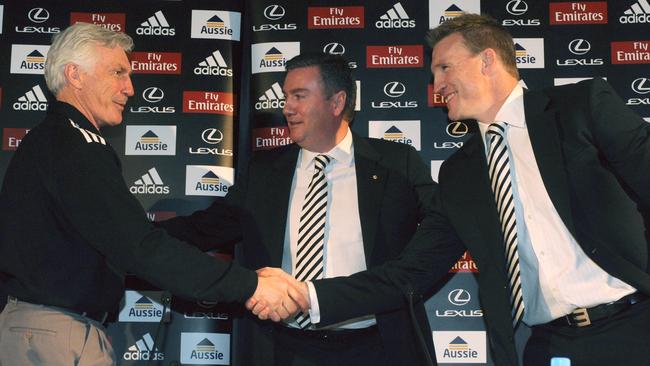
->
xmin=284 ymin=87 xmax=309 ymax=95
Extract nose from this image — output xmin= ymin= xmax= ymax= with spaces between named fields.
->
xmin=124 ymin=75 xmax=135 ymax=97
xmin=433 ymin=72 xmax=445 ymax=95
xmin=283 ymin=97 xmax=294 ymax=117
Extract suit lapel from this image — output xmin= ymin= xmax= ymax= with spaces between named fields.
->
xmin=352 ymin=134 xmax=387 ymax=265
xmin=454 ymin=132 xmax=508 ymax=273
xmin=266 ymin=144 xmax=300 ymax=265
xmin=524 ymin=91 xmax=577 ymax=236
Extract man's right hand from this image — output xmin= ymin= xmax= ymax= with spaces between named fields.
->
xmin=246 ymin=267 xmax=309 ymax=322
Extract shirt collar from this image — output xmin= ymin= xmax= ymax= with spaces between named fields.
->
xmin=477 ymin=83 xmax=526 ymax=137
xmin=298 ymin=127 xmax=354 ymax=169
xmin=48 ymin=101 xmax=102 ymax=134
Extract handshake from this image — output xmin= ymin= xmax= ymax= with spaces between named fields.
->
xmin=246 ymin=267 xmax=310 ymax=322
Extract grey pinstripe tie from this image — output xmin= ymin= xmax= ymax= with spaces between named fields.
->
xmin=486 ymin=122 xmax=525 ymax=327
xmin=294 ymin=154 xmax=331 ymax=328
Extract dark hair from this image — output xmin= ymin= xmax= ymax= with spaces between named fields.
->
xmin=285 ymin=53 xmax=356 ymax=122
xmin=426 ymin=14 xmax=519 ymax=79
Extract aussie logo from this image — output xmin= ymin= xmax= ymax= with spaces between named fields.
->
xmin=10 ymin=45 xmax=49 ymax=74
xmin=368 ymin=120 xmax=421 ymax=150
xmin=118 ymin=291 xmax=170 ymax=322
xmin=513 ymin=38 xmax=545 ymax=68
xmin=180 ymin=333 xmax=230 ymax=365
xmin=191 ymin=10 xmax=241 ymax=41
xmin=432 ymin=331 xmax=487 ymax=363
xmin=125 ymin=125 xmax=176 ymax=156
xmin=251 ymin=42 xmax=300 ymax=74
xmin=186 ymin=166 xmax=234 ymax=197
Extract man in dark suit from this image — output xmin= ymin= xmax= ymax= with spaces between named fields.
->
xmin=305 ymin=14 xmax=650 ymax=366
xmin=160 ymin=53 xmax=440 ymax=366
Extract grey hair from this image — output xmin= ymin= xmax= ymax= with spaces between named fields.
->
xmin=45 ymin=22 xmax=133 ymax=95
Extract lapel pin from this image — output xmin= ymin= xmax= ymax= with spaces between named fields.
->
xmin=371 ymin=174 xmax=379 ymax=180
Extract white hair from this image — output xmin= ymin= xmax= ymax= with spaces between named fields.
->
xmin=45 ymin=22 xmax=133 ymax=95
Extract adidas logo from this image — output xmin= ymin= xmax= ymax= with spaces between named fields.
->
xmin=136 ymin=10 xmax=176 ymax=36
xmin=13 ymin=84 xmax=48 ymax=111
xmin=376 ymin=2 xmax=415 ymax=28
xmin=130 ymin=167 xmax=170 ymax=194
xmin=123 ymin=333 xmax=165 ymax=361
xmin=193 ymin=49 xmax=233 ymax=77
xmin=620 ymin=0 xmax=650 ymax=23
xmin=69 ymin=120 xmax=106 ymax=145
xmin=255 ymin=82 xmax=285 ymax=110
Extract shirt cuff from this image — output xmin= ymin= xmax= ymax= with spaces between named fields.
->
xmin=306 ymin=281 xmax=321 ymax=324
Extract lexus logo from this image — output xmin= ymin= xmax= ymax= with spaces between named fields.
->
xmin=142 ymin=87 xmax=164 ymax=103
xmin=448 ymin=289 xmax=471 ymax=306
xmin=323 ymin=42 xmax=345 ymax=55
xmin=28 ymin=8 xmax=50 ymax=23
xmin=568 ymin=39 xmax=590 ymax=56
xmin=506 ymin=0 xmax=528 ymax=16
xmin=631 ymin=78 xmax=650 ymax=94
xmin=202 ymin=128 xmax=224 ymax=144
xmin=446 ymin=121 xmax=468 ymax=138
xmin=383 ymin=81 xmax=406 ymax=98
xmin=264 ymin=5 xmax=285 ymax=20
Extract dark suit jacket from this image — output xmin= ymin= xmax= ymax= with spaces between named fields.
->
xmin=312 ymin=78 xmax=650 ymax=366
xmin=161 ymin=133 xmax=438 ymax=365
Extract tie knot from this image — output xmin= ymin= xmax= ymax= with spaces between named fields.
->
xmin=487 ymin=122 xmax=507 ymax=137
xmin=314 ymin=154 xmax=331 ymax=172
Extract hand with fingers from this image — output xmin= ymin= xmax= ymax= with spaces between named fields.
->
xmin=246 ymin=267 xmax=310 ymax=321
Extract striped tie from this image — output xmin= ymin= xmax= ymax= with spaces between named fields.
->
xmin=486 ymin=122 xmax=525 ymax=327
xmin=294 ymin=154 xmax=331 ymax=328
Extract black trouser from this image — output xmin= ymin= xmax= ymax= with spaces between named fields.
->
xmin=272 ymin=325 xmax=388 ymax=366
xmin=523 ymin=297 xmax=650 ymax=366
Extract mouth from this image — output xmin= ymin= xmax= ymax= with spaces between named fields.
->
xmin=444 ymin=92 xmax=457 ymax=103
xmin=287 ymin=121 xmax=303 ymax=128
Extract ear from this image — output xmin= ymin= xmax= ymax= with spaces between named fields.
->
xmin=480 ymin=48 xmax=497 ymax=75
xmin=64 ymin=63 xmax=84 ymax=90
xmin=330 ymin=90 xmax=346 ymax=117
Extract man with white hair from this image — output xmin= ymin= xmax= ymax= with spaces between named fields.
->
xmin=0 ymin=23 xmax=306 ymax=365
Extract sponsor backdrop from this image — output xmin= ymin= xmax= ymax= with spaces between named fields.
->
xmin=1 ymin=0 xmax=648 ymax=365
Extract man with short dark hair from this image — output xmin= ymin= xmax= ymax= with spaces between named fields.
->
xmin=304 ymin=14 xmax=650 ymax=366
xmin=0 ymin=23 xmax=304 ymax=365
xmin=160 ymin=52 xmax=440 ymax=366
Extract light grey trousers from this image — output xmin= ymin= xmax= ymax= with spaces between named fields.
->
xmin=0 ymin=297 xmax=115 ymax=366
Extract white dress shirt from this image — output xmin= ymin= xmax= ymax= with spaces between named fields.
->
xmin=477 ymin=84 xmax=636 ymax=325
xmin=281 ymin=128 xmax=376 ymax=329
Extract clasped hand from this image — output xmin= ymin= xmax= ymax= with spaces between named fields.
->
xmin=246 ymin=267 xmax=309 ymax=322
